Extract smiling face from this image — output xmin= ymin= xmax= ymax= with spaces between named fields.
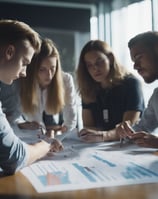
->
xmin=37 ymin=56 xmax=57 ymax=89
xmin=130 ymin=43 xmax=158 ymax=83
xmin=84 ymin=50 xmax=110 ymax=87
xmin=0 ymin=40 xmax=35 ymax=84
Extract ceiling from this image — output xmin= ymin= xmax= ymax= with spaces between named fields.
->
xmin=34 ymin=0 xmax=99 ymax=4
xmin=0 ymin=0 xmax=139 ymax=32
xmin=0 ymin=0 xmax=102 ymax=5
xmin=0 ymin=0 xmax=104 ymax=32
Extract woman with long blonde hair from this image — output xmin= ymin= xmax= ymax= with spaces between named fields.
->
xmin=18 ymin=38 xmax=77 ymax=134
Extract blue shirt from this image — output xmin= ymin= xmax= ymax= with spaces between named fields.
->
xmin=0 ymin=83 xmax=28 ymax=175
xmin=82 ymin=75 xmax=145 ymax=130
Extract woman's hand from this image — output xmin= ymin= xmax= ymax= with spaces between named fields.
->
xmin=116 ymin=121 xmax=135 ymax=139
xmin=78 ymin=128 xmax=103 ymax=143
xmin=18 ymin=121 xmax=41 ymax=130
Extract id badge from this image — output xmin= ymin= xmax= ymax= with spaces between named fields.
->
xmin=103 ymin=109 xmax=109 ymax=123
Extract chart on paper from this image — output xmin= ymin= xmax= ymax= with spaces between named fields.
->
xmin=21 ymin=149 xmax=158 ymax=193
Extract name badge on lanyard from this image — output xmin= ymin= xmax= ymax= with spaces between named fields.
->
xmin=103 ymin=109 xmax=109 ymax=123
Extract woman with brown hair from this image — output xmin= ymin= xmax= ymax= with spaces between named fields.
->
xmin=76 ymin=40 xmax=144 ymax=143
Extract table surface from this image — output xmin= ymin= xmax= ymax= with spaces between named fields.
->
xmin=1 ymin=127 xmax=158 ymax=199
xmin=0 ymin=171 xmax=158 ymax=199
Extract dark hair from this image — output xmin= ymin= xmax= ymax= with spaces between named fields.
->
xmin=128 ymin=31 xmax=158 ymax=49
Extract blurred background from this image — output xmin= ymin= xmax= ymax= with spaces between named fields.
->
xmin=0 ymin=0 xmax=157 ymax=105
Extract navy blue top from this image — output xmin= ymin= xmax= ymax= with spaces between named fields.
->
xmin=82 ymin=75 xmax=145 ymax=130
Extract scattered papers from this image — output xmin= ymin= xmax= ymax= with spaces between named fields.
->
xmin=21 ymin=137 xmax=158 ymax=193
xmin=14 ymin=125 xmax=158 ymax=193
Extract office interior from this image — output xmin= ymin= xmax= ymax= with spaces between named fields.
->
xmin=0 ymin=0 xmax=157 ymax=105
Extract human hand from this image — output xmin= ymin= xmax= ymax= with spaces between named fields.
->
xmin=49 ymin=138 xmax=64 ymax=152
xmin=61 ymin=125 xmax=68 ymax=133
xmin=131 ymin=132 xmax=158 ymax=148
xmin=78 ymin=128 xmax=103 ymax=143
xmin=41 ymin=124 xmax=64 ymax=152
xmin=116 ymin=121 xmax=135 ymax=139
xmin=18 ymin=121 xmax=41 ymax=130
xmin=45 ymin=129 xmax=55 ymax=138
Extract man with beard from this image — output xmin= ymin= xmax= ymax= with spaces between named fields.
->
xmin=117 ymin=31 xmax=158 ymax=148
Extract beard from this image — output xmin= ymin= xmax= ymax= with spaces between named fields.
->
xmin=143 ymin=74 xmax=157 ymax=83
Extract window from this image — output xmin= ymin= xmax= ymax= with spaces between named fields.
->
xmin=110 ymin=0 xmax=157 ymax=106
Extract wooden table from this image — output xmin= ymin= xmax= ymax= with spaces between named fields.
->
xmin=0 ymin=171 xmax=158 ymax=199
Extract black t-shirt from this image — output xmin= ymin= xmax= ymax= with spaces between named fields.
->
xmin=82 ymin=75 xmax=145 ymax=130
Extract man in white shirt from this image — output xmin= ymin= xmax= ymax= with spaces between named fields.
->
xmin=117 ymin=31 xmax=158 ymax=148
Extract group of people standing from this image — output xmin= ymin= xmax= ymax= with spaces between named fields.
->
xmin=0 ymin=19 xmax=158 ymax=175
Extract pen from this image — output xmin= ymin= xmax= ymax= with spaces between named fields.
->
xmin=40 ymin=126 xmax=46 ymax=135
xmin=38 ymin=126 xmax=47 ymax=140
xmin=120 ymin=138 xmax=124 ymax=148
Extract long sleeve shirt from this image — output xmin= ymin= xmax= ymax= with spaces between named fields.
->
xmin=23 ymin=72 xmax=77 ymax=130
xmin=0 ymin=83 xmax=28 ymax=175
xmin=133 ymin=87 xmax=158 ymax=133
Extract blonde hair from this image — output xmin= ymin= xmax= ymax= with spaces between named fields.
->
xmin=20 ymin=38 xmax=65 ymax=115
xmin=76 ymin=40 xmax=129 ymax=102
